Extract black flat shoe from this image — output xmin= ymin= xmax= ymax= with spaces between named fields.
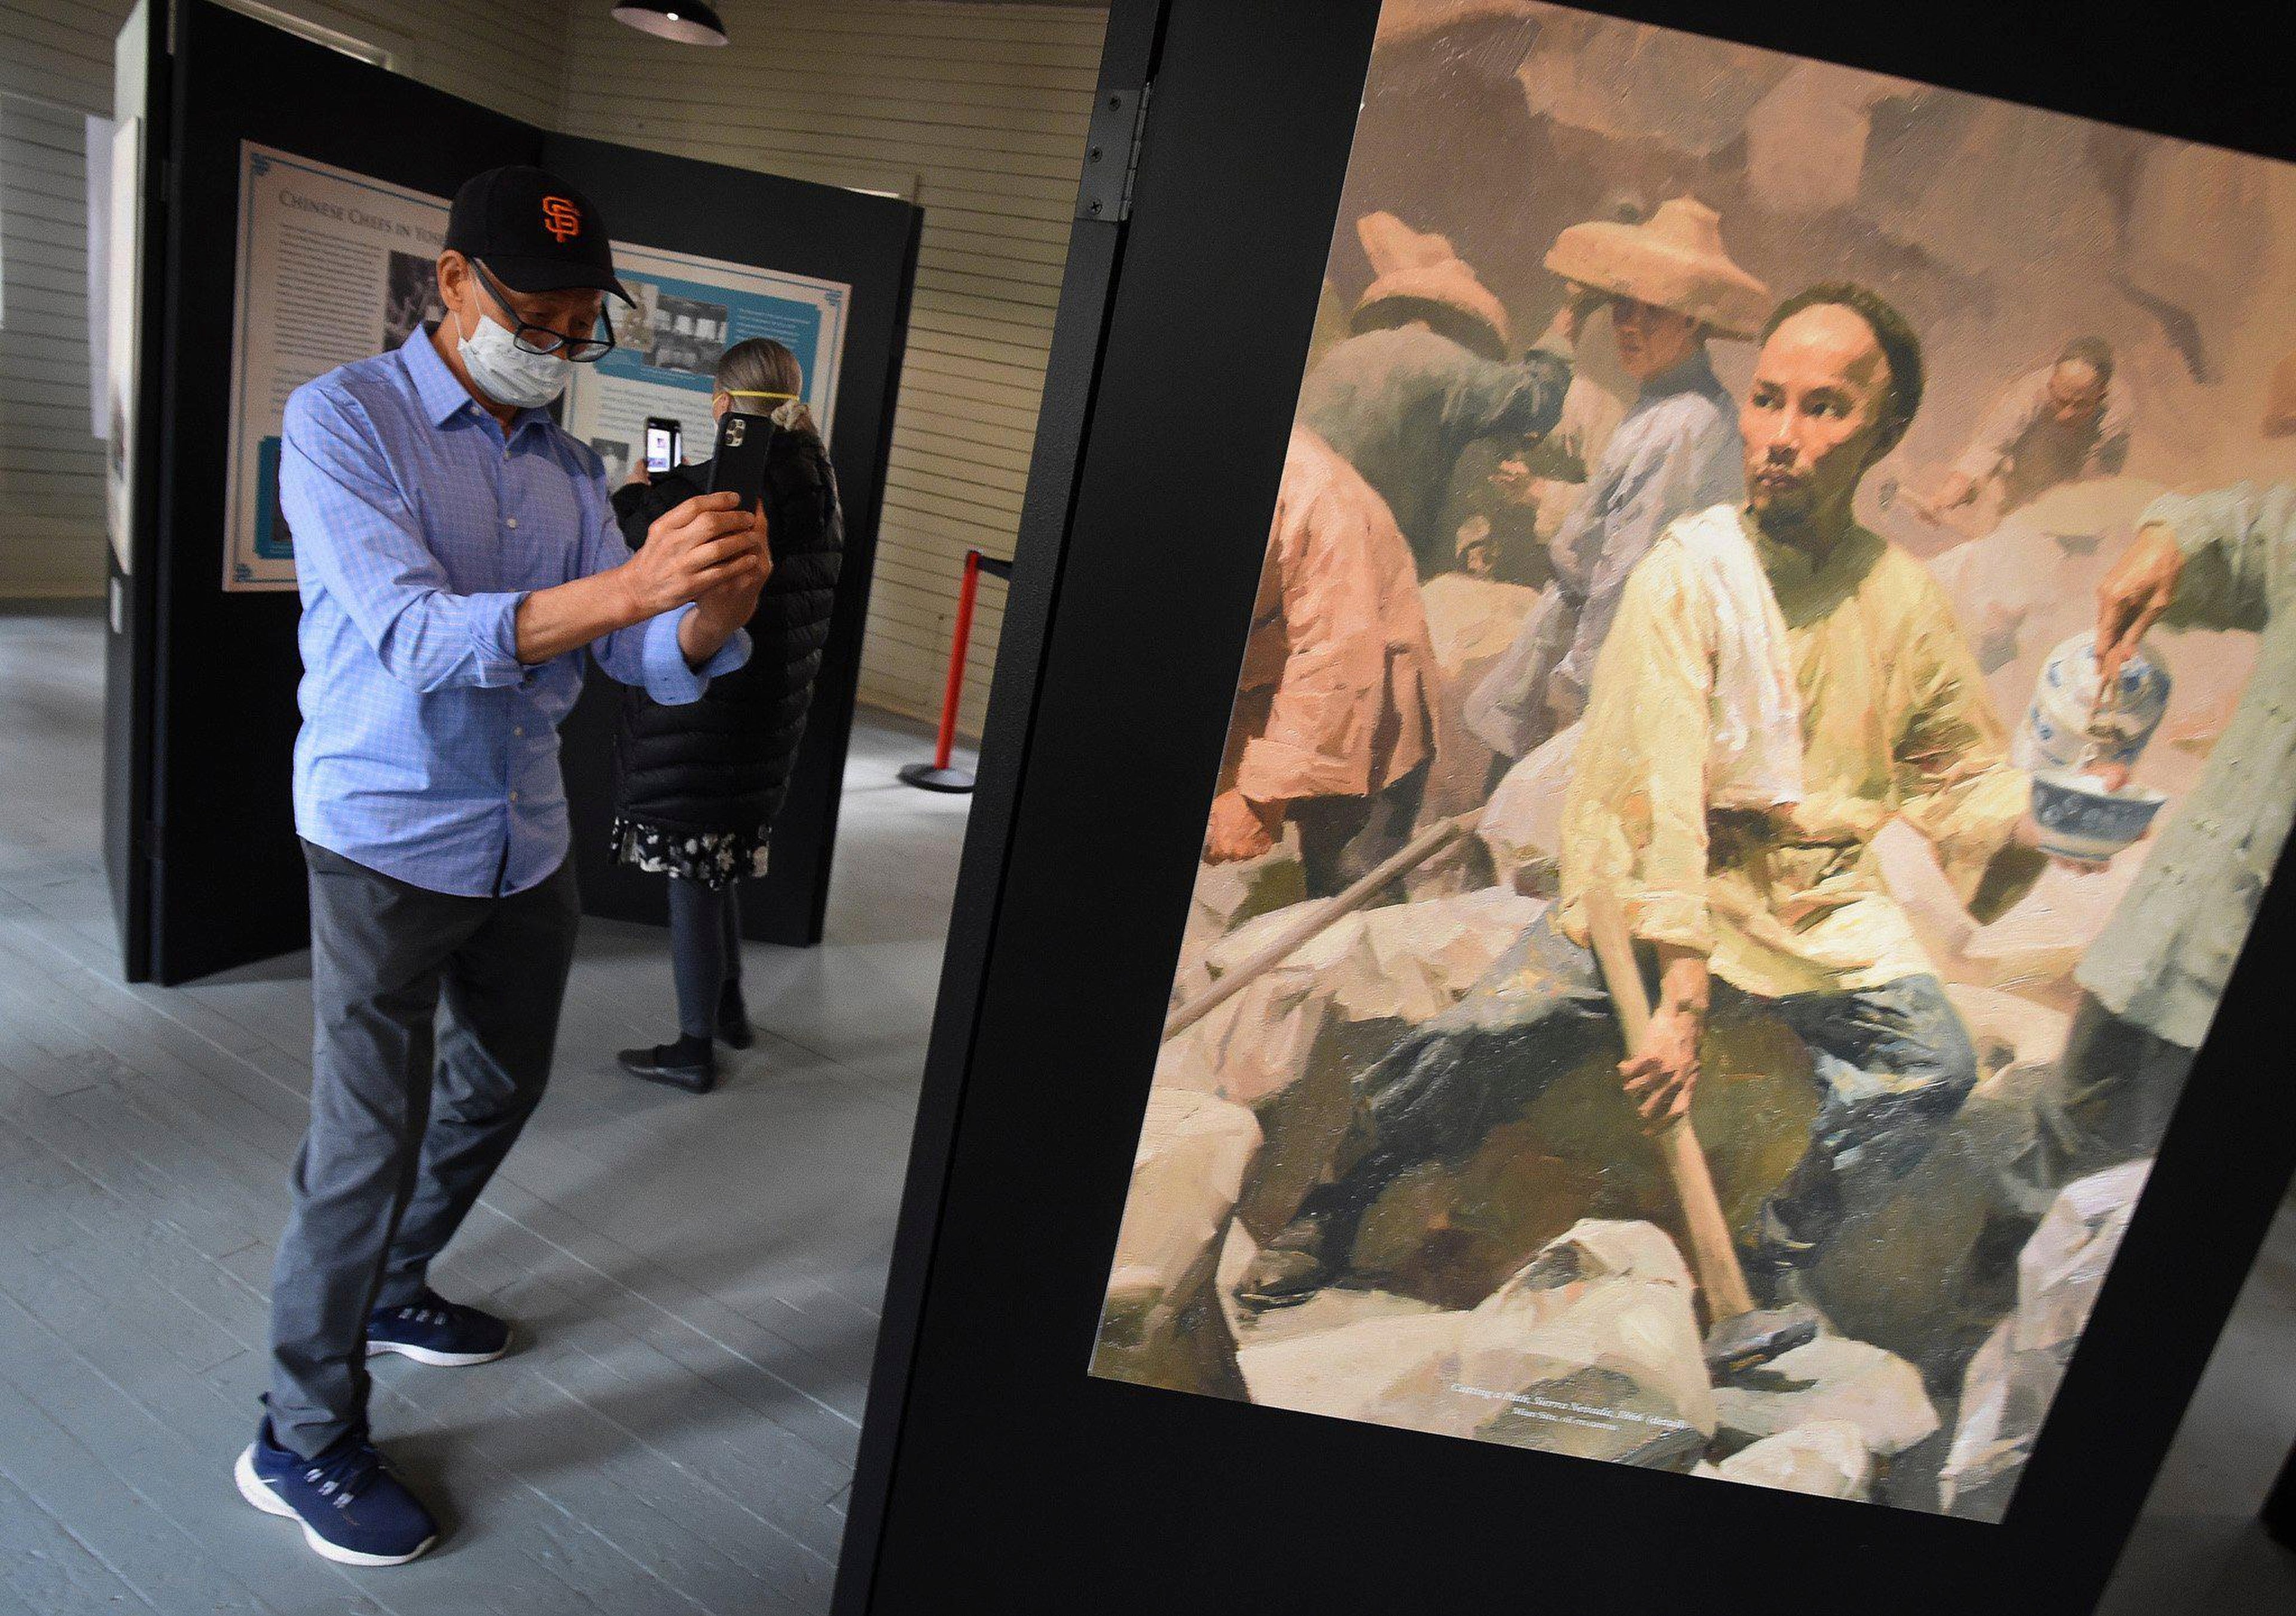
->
xmin=618 ymin=1044 xmax=717 ymax=1094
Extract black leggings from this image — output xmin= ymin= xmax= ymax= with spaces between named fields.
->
xmin=667 ymin=877 xmax=742 ymax=1039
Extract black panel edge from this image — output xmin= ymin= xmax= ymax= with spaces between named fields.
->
xmin=103 ymin=0 xmax=173 ymax=983
xmin=832 ymin=2 xmax=2296 ymax=1611
xmin=829 ymin=4 xmax=1162 ymax=1607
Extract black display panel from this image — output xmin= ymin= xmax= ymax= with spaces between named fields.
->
xmin=837 ymin=2 xmax=2296 ymax=1611
xmin=115 ymin=0 xmax=917 ymax=983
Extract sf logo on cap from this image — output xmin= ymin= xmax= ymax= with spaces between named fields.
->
xmin=541 ymin=195 xmax=582 ymax=242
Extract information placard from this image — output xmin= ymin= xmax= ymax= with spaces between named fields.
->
xmin=563 ymin=243 xmax=850 ymax=484
xmin=221 ymin=144 xmax=450 ymax=591
xmin=221 ymin=142 xmax=853 ymax=588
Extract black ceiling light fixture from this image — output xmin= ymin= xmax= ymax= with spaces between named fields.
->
xmin=610 ymin=0 xmax=729 ymax=47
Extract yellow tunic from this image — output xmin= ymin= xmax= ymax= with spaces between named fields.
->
xmin=1558 ymin=507 xmax=2045 ymax=998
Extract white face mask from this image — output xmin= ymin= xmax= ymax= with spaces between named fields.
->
xmin=456 ymin=301 xmax=572 ymax=410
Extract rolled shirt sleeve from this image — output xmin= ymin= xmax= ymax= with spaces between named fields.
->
xmin=468 ymin=591 xmax=527 ymax=684
xmin=629 ymin=606 xmax=750 ymax=705
xmin=579 ymin=487 xmax=752 ymax=703
xmin=282 ymin=385 xmax=530 ymax=693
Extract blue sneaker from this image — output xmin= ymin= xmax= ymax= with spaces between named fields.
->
xmin=235 ymin=1420 xmax=436 ymax=1566
xmin=366 ymin=1288 xmax=512 ymax=1367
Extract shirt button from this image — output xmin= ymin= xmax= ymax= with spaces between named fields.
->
xmin=509 ymin=790 xmax=520 ymax=803
xmin=502 ymin=448 xmax=511 ymax=462
xmin=505 ymin=517 xmax=518 ymax=529
xmin=512 ymin=725 xmax=524 ymax=737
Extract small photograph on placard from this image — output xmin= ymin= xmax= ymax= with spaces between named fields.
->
xmin=651 ymin=292 xmax=732 ymax=376
xmin=381 ymin=250 xmax=445 ymax=353
xmin=590 ymin=436 xmax=634 ymax=487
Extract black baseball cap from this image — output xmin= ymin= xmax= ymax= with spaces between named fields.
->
xmin=443 ymin=165 xmax=632 ymax=303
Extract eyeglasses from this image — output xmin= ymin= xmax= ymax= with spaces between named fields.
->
xmin=474 ymin=260 xmax=616 ymax=362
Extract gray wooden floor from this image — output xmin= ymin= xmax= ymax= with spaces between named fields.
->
xmin=0 ymin=603 xmax=2289 ymax=1615
xmin=0 ymin=605 xmax=967 ymax=1615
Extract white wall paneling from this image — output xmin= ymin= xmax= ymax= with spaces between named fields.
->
xmin=4 ymin=0 xmax=1110 ymax=741
xmin=560 ymin=1 xmax=1109 ymax=734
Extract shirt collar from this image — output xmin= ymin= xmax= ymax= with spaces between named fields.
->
xmin=398 ymin=324 xmax=555 ymax=440
xmin=402 ymin=325 xmax=477 ymax=427
xmin=1745 ymin=505 xmax=1885 ymax=614
xmin=1638 ymin=347 xmax=1723 ymax=403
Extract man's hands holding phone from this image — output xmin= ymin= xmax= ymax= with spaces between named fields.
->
xmin=625 ymin=492 xmax=768 ymax=616
xmin=511 ymin=492 xmax=768 ymax=670
xmin=632 ymin=492 xmax=772 ymax=667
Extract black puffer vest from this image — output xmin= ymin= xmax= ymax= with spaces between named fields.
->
xmin=609 ymin=411 xmax=844 ymax=836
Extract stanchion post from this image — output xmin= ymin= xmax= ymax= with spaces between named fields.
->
xmin=931 ymin=551 xmax=984 ymax=771
xmin=900 ymin=549 xmax=991 ymax=793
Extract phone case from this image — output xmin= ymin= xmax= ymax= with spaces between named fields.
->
xmin=706 ymin=411 xmax=777 ymax=516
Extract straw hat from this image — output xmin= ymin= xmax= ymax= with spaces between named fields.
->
xmin=1544 ymin=196 xmax=1770 ymax=340
xmin=2263 ymin=351 xmax=2296 ymax=438
xmin=1352 ymin=212 xmax=1513 ymax=362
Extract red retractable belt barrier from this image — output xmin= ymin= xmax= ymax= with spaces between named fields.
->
xmin=897 ymin=548 xmax=1012 ymax=794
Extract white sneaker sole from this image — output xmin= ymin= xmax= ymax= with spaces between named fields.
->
xmin=234 ymin=1445 xmax=435 ymax=1567
xmin=364 ymin=1336 xmax=510 ymax=1368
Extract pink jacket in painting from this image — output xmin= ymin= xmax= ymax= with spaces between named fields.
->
xmin=1226 ymin=428 xmax=1443 ymax=806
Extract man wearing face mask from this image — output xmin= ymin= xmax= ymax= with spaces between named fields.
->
xmin=234 ymin=166 xmax=763 ymax=1567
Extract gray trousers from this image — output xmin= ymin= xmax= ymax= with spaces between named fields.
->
xmin=1290 ymin=762 xmax=1431 ymax=902
xmin=267 ymin=841 xmax=579 ymax=1458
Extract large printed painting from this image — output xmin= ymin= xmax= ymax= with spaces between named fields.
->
xmin=1088 ymin=0 xmax=2296 ymax=1519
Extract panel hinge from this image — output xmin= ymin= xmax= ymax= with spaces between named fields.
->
xmin=1074 ymin=82 xmax=1151 ymax=224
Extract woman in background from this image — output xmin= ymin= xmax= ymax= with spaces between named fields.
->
xmin=611 ymin=339 xmax=843 ymax=1093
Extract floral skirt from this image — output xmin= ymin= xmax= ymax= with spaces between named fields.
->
xmin=610 ymin=816 xmax=770 ymax=889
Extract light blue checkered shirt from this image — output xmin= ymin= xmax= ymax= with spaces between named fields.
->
xmin=284 ymin=328 xmax=748 ymax=898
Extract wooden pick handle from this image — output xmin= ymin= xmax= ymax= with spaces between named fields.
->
xmin=1582 ymin=886 xmax=1756 ymax=1322
xmin=1162 ymin=813 xmax=1477 ymax=1042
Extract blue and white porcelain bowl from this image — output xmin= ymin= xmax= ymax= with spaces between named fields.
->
xmin=2030 ymin=770 xmax=2166 ymax=863
xmin=2014 ymin=632 xmax=2172 ymax=775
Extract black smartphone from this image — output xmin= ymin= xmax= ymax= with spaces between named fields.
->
xmin=706 ymin=411 xmax=777 ymax=517
xmin=643 ymin=416 xmax=682 ymax=474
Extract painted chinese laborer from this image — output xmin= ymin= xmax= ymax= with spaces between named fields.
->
xmin=1480 ymin=191 xmax=1665 ymax=557
xmin=1466 ymin=198 xmax=1767 ymax=763
xmin=1204 ymin=217 xmax=1568 ymax=900
xmin=1199 ymin=425 xmax=1457 ymax=900
xmin=1293 ymin=212 xmax=1571 ymax=577
xmin=1442 ymin=280 xmax=1626 ymax=584
xmin=237 ymin=168 xmax=762 ymax=1565
xmin=1239 ymin=284 xmax=2084 ymax=1312
xmin=1988 ymin=367 xmax=2296 ymax=1217
xmin=1916 ymin=337 xmax=2133 ymax=523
